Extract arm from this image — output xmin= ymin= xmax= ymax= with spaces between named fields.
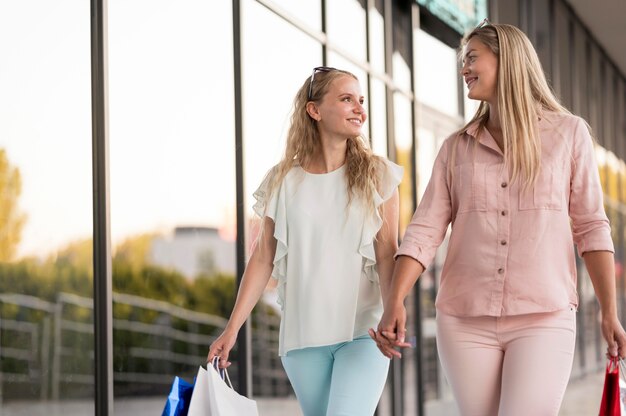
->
xmin=374 ymin=189 xmax=400 ymax=309
xmin=583 ymin=250 xmax=626 ymax=358
xmin=207 ymin=217 xmax=277 ymax=367
xmin=370 ymin=142 xmax=453 ymax=357
xmin=369 ymin=255 xmax=425 ymax=358
xmin=568 ymin=118 xmax=625 ymax=357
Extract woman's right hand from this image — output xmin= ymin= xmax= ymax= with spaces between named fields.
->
xmin=207 ymin=329 xmax=238 ymax=369
xmin=369 ymin=301 xmax=411 ymax=358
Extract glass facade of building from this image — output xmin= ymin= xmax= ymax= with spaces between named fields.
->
xmin=0 ymin=0 xmax=624 ymax=415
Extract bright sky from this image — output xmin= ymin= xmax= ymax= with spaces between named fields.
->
xmin=0 ymin=0 xmax=463 ymax=259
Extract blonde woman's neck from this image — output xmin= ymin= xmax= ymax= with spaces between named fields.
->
xmin=485 ymin=103 xmax=504 ymax=151
xmin=305 ymin=139 xmax=347 ymax=174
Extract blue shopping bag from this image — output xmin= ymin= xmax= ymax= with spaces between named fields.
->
xmin=162 ymin=375 xmax=195 ymax=416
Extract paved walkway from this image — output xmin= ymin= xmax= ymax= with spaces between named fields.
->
xmin=560 ymin=370 xmax=605 ymax=416
xmin=0 ymin=370 xmax=610 ymax=415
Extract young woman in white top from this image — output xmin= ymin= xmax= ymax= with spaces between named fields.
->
xmin=207 ymin=67 xmax=403 ymax=415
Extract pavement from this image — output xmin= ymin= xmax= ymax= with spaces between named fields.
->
xmin=560 ymin=370 xmax=606 ymax=416
xmin=426 ymin=369 xmax=608 ymax=416
xmin=0 ymin=370 xmax=610 ymax=415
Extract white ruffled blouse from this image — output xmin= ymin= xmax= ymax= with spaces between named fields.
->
xmin=253 ymin=159 xmax=403 ymax=356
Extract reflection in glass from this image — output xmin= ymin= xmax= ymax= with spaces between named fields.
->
xmin=326 ymin=0 xmax=367 ymax=64
xmin=369 ymin=0 xmax=386 ymax=74
xmin=268 ymin=0 xmax=322 ymax=32
xmin=108 ymin=1 xmax=236 ymax=413
xmin=415 ymin=29 xmax=459 ymax=117
xmin=0 ymin=1 xmax=93 ymax=414
xmin=370 ymin=78 xmax=388 ymax=157
xmin=243 ymin=0 xmax=322 ymax=194
xmin=242 ymin=0 xmax=322 ymax=401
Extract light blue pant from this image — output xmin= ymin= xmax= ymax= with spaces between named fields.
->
xmin=281 ymin=335 xmax=390 ymax=416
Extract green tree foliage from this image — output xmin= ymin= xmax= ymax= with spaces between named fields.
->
xmin=189 ymin=273 xmax=236 ymax=318
xmin=113 ymin=232 xmax=159 ymax=273
xmin=1 ymin=233 xmax=240 ymax=318
xmin=0 ymin=149 xmax=27 ymax=262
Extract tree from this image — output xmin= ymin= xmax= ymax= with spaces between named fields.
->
xmin=0 ymin=149 xmax=26 ymax=262
xmin=114 ymin=232 xmax=159 ymax=273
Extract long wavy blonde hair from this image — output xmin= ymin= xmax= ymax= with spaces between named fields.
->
xmin=456 ymin=23 xmax=571 ymax=189
xmin=264 ymin=69 xmax=383 ymax=212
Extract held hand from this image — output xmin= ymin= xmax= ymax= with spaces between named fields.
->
xmin=601 ymin=314 xmax=626 ymax=359
xmin=369 ymin=301 xmax=412 ymax=359
xmin=207 ymin=329 xmax=237 ymax=369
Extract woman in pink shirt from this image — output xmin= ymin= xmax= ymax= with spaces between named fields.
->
xmin=369 ymin=21 xmax=626 ymax=415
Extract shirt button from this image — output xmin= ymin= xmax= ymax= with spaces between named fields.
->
xmin=501 ymin=210 xmax=507 ymax=216
xmin=501 ymin=182 xmax=508 ymax=188
xmin=498 ymin=268 xmax=504 ymax=274
xmin=500 ymin=240 xmax=507 ymax=245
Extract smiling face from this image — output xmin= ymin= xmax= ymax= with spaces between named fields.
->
xmin=461 ymin=37 xmax=499 ymax=103
xmin=309 ymin=74 xmax=366 ymax=141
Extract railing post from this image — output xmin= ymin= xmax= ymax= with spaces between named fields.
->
xmin=40 ymin=316 xmax=51 ymax=400
xmin=51 ymin=299 xmax=62 ymax=401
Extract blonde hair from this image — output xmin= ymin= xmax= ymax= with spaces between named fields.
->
xmin=456 ymin=23 xmax=571 ymax=189
xmin=265 ymin=69 xmax=383 ymax=211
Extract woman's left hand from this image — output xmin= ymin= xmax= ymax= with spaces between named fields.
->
xmin=602 ymin=313 xmax=626 ymax=359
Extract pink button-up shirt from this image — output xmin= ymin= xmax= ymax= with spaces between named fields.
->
xmin=397 ymin=111 xmax=614 ymax=317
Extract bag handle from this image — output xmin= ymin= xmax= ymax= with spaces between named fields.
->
xmin=210 ymin=356 xmax=234 ymax=389
xmin=618 ymin=357 xmax=626 ymax=381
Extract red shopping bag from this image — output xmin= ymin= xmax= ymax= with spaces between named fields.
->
xmin=600 ymin=357 xmax=621 ymax=416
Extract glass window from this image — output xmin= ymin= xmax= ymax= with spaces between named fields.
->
xmin=242 ymin=0 xmax=322 ymax=206
xmin=326 ymin=0 xmax=367 ymax=64
xmin=0 ymin=1 xmax=93 ymax=413
xmin=554 ymin=3 xmax=572 ymax=108
xmin=602 ymin=67 xmax=615 ymax=153
xmin=393 ymin=92 xmax=414 ymax=241
xmin=392 ymin=2 xmax=412 ymax=92
xmin=268 ymin=0 xmax=322 ymax=32
xmin=241 ymin=0 xmax=322 ymax=404
xmin=415 ymin=29 xmax=459 ymax=117
xmin=369 ymin=0 xmax=386 ymax=74
xmin=370 ymin=78 xmax=388 ymax=157
xmin=108 ymin=1 xmax=236 ymax=412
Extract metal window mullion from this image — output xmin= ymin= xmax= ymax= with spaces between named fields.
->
xmin=232 ymin=0 xmax=252 ymax=398
xmin=91 ymin=0 xmax=113 ymax=414
xmin=410 ymin=4 xmax=425 ymax=416
xmin=321 ymin=0 xmax=327 ymax=65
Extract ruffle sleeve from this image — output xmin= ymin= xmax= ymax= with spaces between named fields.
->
xmin=252 ymin=167 xmax=288 ymax=309
xmin=358 ymin=159 xmax=404 ymax=284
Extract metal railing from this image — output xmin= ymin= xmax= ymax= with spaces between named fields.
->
xmin=0 ymin=291 xmax=292 ymax=402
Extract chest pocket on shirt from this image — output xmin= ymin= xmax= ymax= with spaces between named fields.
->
xmin=454 ymin=163 xmax=488 ymax=213
xmin=519 ymin=163 xmax=564 ymax=210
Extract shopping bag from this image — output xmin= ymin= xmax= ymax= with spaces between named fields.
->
xmin=618 ymin=359 xmax=626 ymax=415
xmin=600 ymin=357 xmax=621 ymax=416
xmin=206 ymin=358 xmax=259 ymax=416
xmin=188 ymin=359 xmax=259 ymax=416
xmin=187 ymin=366 xmax=212 ymax=416
xmin=162 ymin=375 xmax=195 ymax=416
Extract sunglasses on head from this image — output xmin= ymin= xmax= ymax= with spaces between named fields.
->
xmin=475 ymin=17 xmax=490 ymax=29
xmin=308 ymin=66 xmax=338 ymax=100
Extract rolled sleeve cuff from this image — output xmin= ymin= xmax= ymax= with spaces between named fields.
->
xmin=395 ymin=240 xmax=435 ymax=270
xmin=576 ymin=230 xmax=615 ymax=257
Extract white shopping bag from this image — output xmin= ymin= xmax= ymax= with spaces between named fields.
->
xmin=188 ymin=360 xmax=258 ymax=416
xmin=187 ymin=366 xmax=212 ymax=416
